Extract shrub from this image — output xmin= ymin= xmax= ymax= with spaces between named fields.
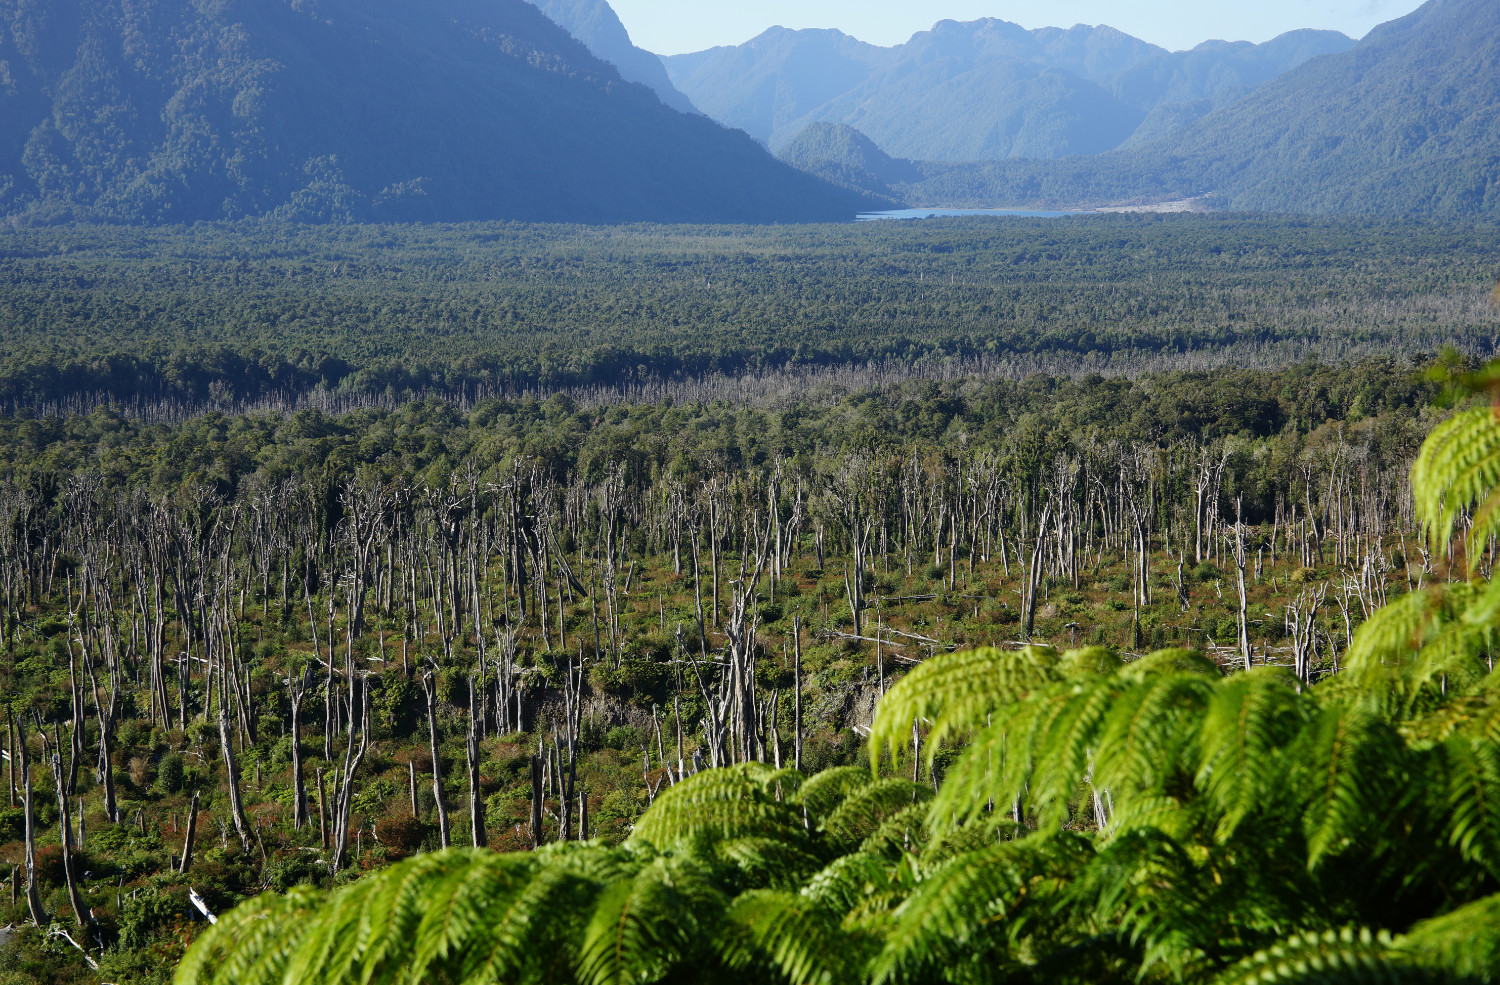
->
xmin=156 ymin=753 xmax=185 ymax=793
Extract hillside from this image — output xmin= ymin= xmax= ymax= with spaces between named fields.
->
xmin=776 ymin=122 xmax=921 ymax=198
xmin=664 ymin=19 xmax=1351 ymax=160
xmin=778 ymin=0 xmax=1500 ymax=217
xmin=0 ymin=0 xmax=870 ymax=224
xmin=527 ymin=0 xmax=699 ymax=114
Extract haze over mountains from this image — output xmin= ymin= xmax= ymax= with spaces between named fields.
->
xmin=0 ymin=0 xmax=1494 ymax=223
xmin=769 ymin=0 xmax=1500 ymax=216
xmin=0 ymin=0 xmax=867 ymax=224
xmin=527 ymin=0 xmax=698 ymax=115
xmin=664 ymin=21 xmax=1354 ymax=161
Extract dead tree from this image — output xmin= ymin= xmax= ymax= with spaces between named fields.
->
xmin=217 ymin=709 xmax=253 ymax=853
xmin=286 ymin=665 xmax=312 ymax=831
xmin=466 ymin=676 xmax=486 ymax=848
xmin=14 ymin=710 xmax=45 ymax=925
xmin=329 ymin=674 xmax=372 ymax=873
xmin=180 ymin=790 xmax=200 ymax=874
xmin=421 ymin=670 xmax=451 ymax=849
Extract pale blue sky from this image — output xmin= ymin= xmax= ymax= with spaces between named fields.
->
xmin=611 ymin=0 xmax=1428 ymax=54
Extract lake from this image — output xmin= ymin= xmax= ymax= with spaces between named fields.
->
xmin=856 ymin=207 xmax=1095 ymax=221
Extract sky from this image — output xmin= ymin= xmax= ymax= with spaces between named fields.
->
xmin=608 ymin=0 xmax=1429 ymax=55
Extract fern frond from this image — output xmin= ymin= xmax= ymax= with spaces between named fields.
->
xmin=1400 ymin=892 xmax=1500 ymax=982
xmin=721 ymin=889 xmax=865 ymax=985
xmin=822 ymin=778 xmax=933 ymax=850
xmin=1092 ymin=674 xmax=1215 ymax=813
xmin=925 ymin=685 xmax=1073 ymax=833
xmin=458 ymin=861 xmax=600 ymax=985
xmin=1117 ymin=647 xmax=1222 ymax=682
xmin=1411 ymin=405 xmax=1500 ymax=564
xmin=1344 ymin=582 xmax=1489 ymax=712
xmin=1196 ymin=668 xmax=1311 ymax=840
xmin=870 ymin=646 xmax=1063 ymax=770
xmin=576 ymin=853 xmax=726 ymax=985
xmin=715 ymin=836 xmax=825 ymax=890
xmin=174 ymin=886 xmax=319 ymax=985
xmin=1295 ymin=705 xmax=1403 ymax=869
xmin=794 ymin=765 xmax=875 ymax=819
xmin=870 ymin=835 xmax=1089 ymax=985
xmin=1058 ymin=645 xmax=1125 ymax=680
xmin=801 ymin=850 xmax=908 ymax=914
xmin=1076 ymin=828 xmax=1214 ymax=981
xmin=1443 ymin=735 xmax=1500 ymax=881
xmin=408 ymin=850 xmax=537 ymax=984
xmin=1212 ymin=928 xmax=1434 ymax=985
xmin=632 ymin=763 xmax=807 ymax=847
xmin=859 ymin=802 xmax=937 ymax=858
xmin=1029 ymin=679 xmax=1121 ymax=828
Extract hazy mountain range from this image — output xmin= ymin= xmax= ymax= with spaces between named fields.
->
xmin=773 ymin=0 xmax=1500 ymax=216
xmin=664 ymin=21 xmax=1354 ymax=160
xmin=0 ymin=0 xmax=869 ymax=224
xmin=0 ymin=0 xmax=1494 ymax=224
xmin=527 ymin=0 xmax=698 ymax=115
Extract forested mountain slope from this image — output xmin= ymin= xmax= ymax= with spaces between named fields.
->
xmin=527 ymin=0 xmax=698 ymax=114
xmin=663 ymin=19 xmax=1350 ymax=159
xmin=851 ymin=0 xmax=1500 ymax=215
xmin=0 ymin=0 xmax=868 ymax=224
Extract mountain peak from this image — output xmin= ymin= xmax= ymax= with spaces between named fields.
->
xmin=0 ymin=0 xmax=873 ymax=224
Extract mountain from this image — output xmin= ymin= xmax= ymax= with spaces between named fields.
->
xmin=664 ymin=20 xmax=1352 ymax=160
xmin=527 ymin=0 xmax=698 ymax=114
xmin=662 ymin=28 xmax=896 ymax=150
xmin=852 ymin=0 xmax=1500 ymax=216
xmin=0 ymin=0 xmax=873 ymax=224
xmin=777 ymin=123 xmax=920 ymax=199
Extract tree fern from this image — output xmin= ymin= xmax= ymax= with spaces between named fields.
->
xmin=631 ymin=763 xmax=807 ymax=847
xmin=1210 ymin=928 xmax=1439 ymax=985
xmin=821 ymin=778 xmax=932 ymax=851
xmin=1196 ymin=669 xmax=1311 ymax=841
xmin=1401 ymin=892 xmax=1500 ymax=982
xmin=794 ymin=765 xmax=877 ymax=820
xmin=1442 ymin=735 xmax=1500 ymax=881
xmin=1411 ymin=405 xmax=1500 ymax=565
xmin=1295 ymin=706 xmax=1402 ymax=869
xmin=1091 ymin=672 xmax=1215 ymax=818
xmin=869 ymin=835 xmax=1089 ymax=985
xmin=576 ymin=853 xmax=726 ymax=985
xmin=870 ymin=646 xmax=1063 ymax=769
xmin=721 ymin=889 xmax=869 ymax=985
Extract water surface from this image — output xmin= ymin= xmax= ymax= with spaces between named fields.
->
xmin=856 ymin=207 xmax=1095 ymax=221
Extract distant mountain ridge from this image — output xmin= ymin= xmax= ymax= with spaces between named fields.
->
xmin=774 ymin=0 xmax=1500 ymax=217
xmin=663 ymin=20 xmax=1353 ymax=160
xmin=0 ymin=0 xmax=873 ymax=224
xmin=527 ymin=0 xmax=698 ymax=114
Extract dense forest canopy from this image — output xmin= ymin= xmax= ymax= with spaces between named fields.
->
xmin=0 ymin=354 xmax=1488 ymax=985
xmin=0 ymin=216 xmax=1495 ymax=413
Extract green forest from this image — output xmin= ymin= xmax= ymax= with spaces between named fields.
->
xmin=0 ymin=215 xmax=1493 ymax=985
xmin=0 ymin=348 xmax=1490 ymax=984
xmin=0 ymin=216 xmax=1496 ymax=412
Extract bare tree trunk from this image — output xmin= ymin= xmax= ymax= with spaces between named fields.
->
xmin=793 ymin=614 xmax=803 ymax=773
xmin=317 ymin=767 xmax=329 ymax=849
xmin=288 ymin=671 xmax=309 ymax=830
xmin=1022 ymin=504 xmax=1054 ymax=639
xmin=466 ymin=677 xmax=486 ymax=848
xmin=14 ymin=712 xmax=46 ymax=926
xmin=217 ymin=709 xmax=253 ymax=853
xmin=46 ymin=742 xmax=88 ymax=927
xmin=529 ymin=752 xmax=543 ymax=848
xmin=421 ymin=671 xmax=451 ymax=849
xmin=180 ymin=790 xmax=200 ymax=874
